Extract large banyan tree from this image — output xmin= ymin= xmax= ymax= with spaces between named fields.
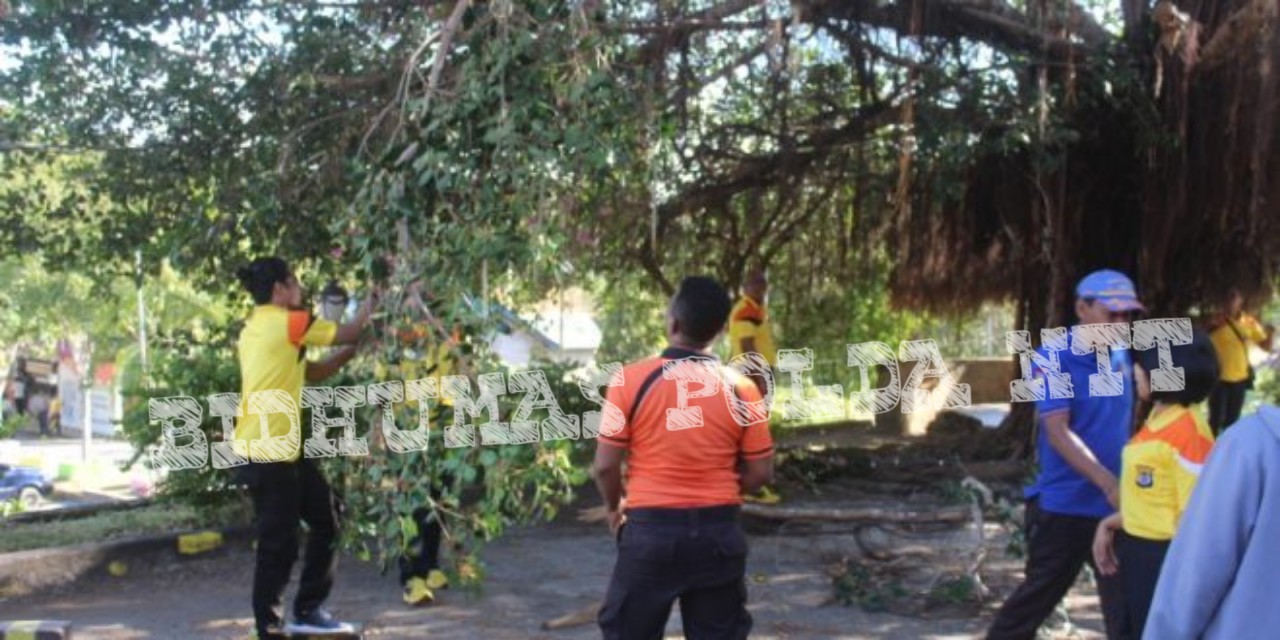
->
xmin=583 ymin=0 xmax=1280 ymax=328
xmin=3 ymin=0 xmax=1277 ymax=329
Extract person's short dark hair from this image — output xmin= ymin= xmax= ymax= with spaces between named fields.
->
xmin=1137 ymin=329 xmax=1219 ymax=406
xmin=670 ymin=276 xmax=732 ymax=346
xmin=236 ymin=257 xmax=291 ymax=305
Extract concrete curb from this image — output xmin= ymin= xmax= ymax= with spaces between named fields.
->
xmin=0 ymin=525 xmax=252 ymax=598
xmin=4 ymin=499 xmax=153 ymax=525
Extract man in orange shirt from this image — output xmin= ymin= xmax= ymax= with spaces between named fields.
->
xmin=593 ymin=276 xmax=775 ymax=639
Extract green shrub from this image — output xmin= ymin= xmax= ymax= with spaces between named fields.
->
xmin=0 ymin=413 xmax=25 ymax=439
xmin=124 ymin=323 xmax=594 ymax=586
xmin=119 ymin=323 xmax=243 ymax=510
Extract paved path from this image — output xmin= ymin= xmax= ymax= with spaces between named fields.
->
xmin=0 ymin=520 xmax=1104 ymax=639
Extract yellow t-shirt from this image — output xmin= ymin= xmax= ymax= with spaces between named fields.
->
xmin=728 ymin=296 xmax=777 ymax=367
xmin=234 ymin=305 xmax=337 ymax=462
xmin=1120 ymin=405 xmax=1214 ymax=541
xmin=383 ymin=326 xmax=459 ymax=408
xmin=1209 ymin=314 xmax=1267 ymax=383
xmin=420 ymin=338 xmax=458 ymax=408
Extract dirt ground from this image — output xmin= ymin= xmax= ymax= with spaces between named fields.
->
xmin=0 ymin=517 xmax=1105 ymax=639
xmin=0 ymin=425 xmax=1106 ymax=639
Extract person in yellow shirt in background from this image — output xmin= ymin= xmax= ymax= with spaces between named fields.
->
xmin=398 ymin=318 xmax=464 ymax=607
xmin=1207 ymin=288 xmax=1274 ymax=434
xmin=233 ymin=257 xmax=373 ymax=638
xmin=360 ymin=259 xmax=460 ymax=607
xmin=729 ymin=269 xmax=780 ymax=505
xmin=1092 ymin=329 xmax=1219 ymax=638
xmin=320 ymin=277 xmax=457 ymax=605
xmin=728 ymin=270 xmax=777 ymax=393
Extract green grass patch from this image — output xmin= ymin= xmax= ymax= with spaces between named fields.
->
xmin=0 ymin=501 xmax=250 ymax=553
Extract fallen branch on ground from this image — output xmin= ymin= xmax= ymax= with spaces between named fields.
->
xmin=741 ymin=503 xmax=971 ymax=524
xmin=854 ymin=524 xmax=936 ymax=561
xmin=542 ymin=601 xmax=600 ymax=630
xmin=580 ymin=503 xmax=973 ymax=525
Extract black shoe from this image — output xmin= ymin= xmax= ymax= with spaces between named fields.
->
xmin=254 ymin=624 xmax=287 ymax=639
xmin=285 ymin=608 xmax=355 ymax=635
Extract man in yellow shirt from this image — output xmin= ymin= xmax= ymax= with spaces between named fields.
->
xmin=728 ymin=269 xmax=780 ymax=505
xmin=398 ymin=324 xmax=463 ymax=606
xmin=728 ymin=270 xmax=777 ymax=396
xmin=233 ymin=257 xmax=372 ymax=638
xmin=1208 ymin=288 xmax=1274 ymax=434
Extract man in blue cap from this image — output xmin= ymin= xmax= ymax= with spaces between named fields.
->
xmin=987 ymin=269 xmax=1143 ymax=640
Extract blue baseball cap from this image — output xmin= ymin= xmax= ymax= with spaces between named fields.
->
xmin=1076 ymin=269 xmax=1145 ymax=312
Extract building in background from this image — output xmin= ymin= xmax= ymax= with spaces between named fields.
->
xmin=486 ymin=289 xmax=603 ymax=369
xmin=489 ymin=306 xmax=603 ymax=368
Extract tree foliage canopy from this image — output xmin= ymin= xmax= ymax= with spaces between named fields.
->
xmin=5 ymin=0 xmax=1276 ymax=325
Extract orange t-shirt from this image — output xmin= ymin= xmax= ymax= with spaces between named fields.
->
xmin=598 ymin=347 xmax=775 ymax=509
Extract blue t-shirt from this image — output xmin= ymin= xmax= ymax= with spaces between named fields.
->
xmin=1024 ymin=334 xmax=1133 ymax=518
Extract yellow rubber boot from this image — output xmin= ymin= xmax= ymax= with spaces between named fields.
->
xmin=403 ymin=577 xmax=435 ymax=606
xmin=742 ymin=485 xmax=782 ymax=505
xmin=426 ymin=569 xmax=450 ymax=590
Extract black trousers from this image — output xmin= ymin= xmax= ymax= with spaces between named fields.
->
xmin=241 ymin=458 xmax=341 ymax=634
xmin=1116 ymin=533 xmax=1169 ymax=639
xmin=1208 ymin=380 xmax=1248 ymax=435
xmin=399 ymin=407 xmax=454 ymax=584
xmin=398 ymin=502 xmax=445 ymax=584
xmin=986 ymin=499 xmax=1128 ymax=640
xmin=598 ymin=506 xmax=752 ymax=640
